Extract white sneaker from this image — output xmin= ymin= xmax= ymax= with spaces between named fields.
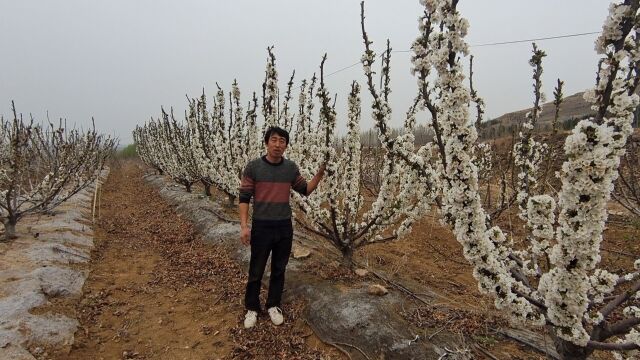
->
xmin=244 ymin=310 xmax=258 ymax=329
xmin=267 ymin=307 xmax=284 ymax=326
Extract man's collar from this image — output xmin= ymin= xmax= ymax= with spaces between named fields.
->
xmin=261 ymin=155 xmax=284 ymax=166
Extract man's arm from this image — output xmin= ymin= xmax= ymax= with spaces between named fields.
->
xmin=306 ymin=164 xmax=326 ymax=195
xmin=239 ymin=202 xmax=250 ymax=246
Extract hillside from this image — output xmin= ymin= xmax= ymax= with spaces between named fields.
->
xmin=480 ymin=91 xmax=595 ymax=137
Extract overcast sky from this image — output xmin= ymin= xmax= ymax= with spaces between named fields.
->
xmin=0 ymin=0 xmax=610 ymax=144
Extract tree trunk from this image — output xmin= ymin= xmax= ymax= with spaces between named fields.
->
xmin=341 ymin=246 xmax=354 ymax=268
xmin=485 ymin=180 xmax=492 ymax=208
xmin=227 ymin=194 xmax=235 ymax=207
xmin=2 ymin=218 xmax=17 ymax=241
xmin=185 ymin=183 xmax=192 ymax=193
xmin=203 ymin=183 xmax=212 ymax=197
xmin=550 ymin=329 xmax=592 ymax=360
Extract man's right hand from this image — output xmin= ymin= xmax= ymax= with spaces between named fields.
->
xmin=240 ymin=226 xmax=250 ymax=246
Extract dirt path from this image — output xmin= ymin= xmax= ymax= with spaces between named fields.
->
xmin=48 ymin=162 xmax=337 ymax=360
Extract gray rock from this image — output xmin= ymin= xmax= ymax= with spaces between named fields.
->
xmin=292 ymin=244 xmax=311 ymax=259
xmin=32 ymin=267 xmax=86 ymax=297
xmin=36 ymin=232 xmax=93 ymax=249
xmin=301 ymin=284 xmax=431 ymax=358
xmin=21 ymin=313 xmax=78 ymax=346
xmin=0 ymin=292 xmax=47 ymax=323
xmin=0 ymin=344 xmax=37 ymax=360
xmin=25 ymin=243 xmax=90 ymax=265
xmin=355 ymin=268 xmax=369 ymax=277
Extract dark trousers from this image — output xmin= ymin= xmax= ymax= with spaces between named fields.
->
xmin=244 ymin=219 xmax=293 ymax=311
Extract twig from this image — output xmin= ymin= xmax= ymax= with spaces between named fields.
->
xmin=474 ymin=344 xmax=499 ymax=360
xmin=426 ymin=242 xmax=470 ymax=266
xmin=303 ymin=319 xmax=352 ymax=359
xmin=429 ymin=315 xmax=458 ymax=340
xmin=429 ymin=326 xmax=447 ymax=340
xmin=602 ymin=247 xmax=639 ymax=259
xmin=212 ymin=294 xmax=223 ymax=306
xmin=369 ymin=270 xmax=432 ymax=306
xmin=52 ymin=246 xmax=91 ymax=260
xmin=334 ymin=342 xmax=371 ymax=360
xmin=199 ymin=207 xmax=239 ymax=223
xmin=331 ymin=343 xmax=352 ymax=360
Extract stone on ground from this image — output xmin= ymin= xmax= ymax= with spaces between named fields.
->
xmin=368 ymin=284 xmax=389 ymax=296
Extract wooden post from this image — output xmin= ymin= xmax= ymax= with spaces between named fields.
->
xmin=92 ymin=181 xmax=98 ymax=222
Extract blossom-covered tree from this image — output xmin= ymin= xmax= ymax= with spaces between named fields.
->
xmin=186 ymin=83 xmax=260 ymax=204
xmin=0 ymin=102 xmax=116 ymax=240
xmin=134 ymin=108 xmax=201 ymax=192
xmin=287 ymin=55 xmax=432 ymax=266
xmin=136 ymin=48 xmax=297 ymax=204
xmin=360 ymin=0 xmax=640 ymax=358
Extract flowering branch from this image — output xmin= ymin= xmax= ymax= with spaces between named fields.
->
xmin=553 ymin=78 xmax=565 ymax=135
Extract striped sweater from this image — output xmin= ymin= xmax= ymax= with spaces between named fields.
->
xmin=239 ymin=156 xmax=308 ymax=221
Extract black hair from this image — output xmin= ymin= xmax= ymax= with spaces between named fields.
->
xmin=263 ymin=126 xmax=290 ymax=145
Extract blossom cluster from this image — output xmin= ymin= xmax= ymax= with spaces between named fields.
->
xmin=262 ymin=46 xmax=279 ymax=129
xmin=514 ymin=44 xmax=548 ymax=221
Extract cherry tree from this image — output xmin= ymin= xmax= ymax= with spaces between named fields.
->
xmin=359 ymin=0 xmax=640 ymax=358
xmin=287 ymin=54 xmax=432 ymax=266
xmin=136 ymin=48 xmax=300 ymax=203
xmin=0 ymin=102 xmax=115 ymax=240
xmin=186 ymin=82 xmax=260 ymax=204
xmin=134 ymin=108 xmax=200 ymax=192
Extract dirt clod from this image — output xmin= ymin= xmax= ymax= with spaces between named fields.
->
xmin=367 ymin=284 xmax=389 ymax=296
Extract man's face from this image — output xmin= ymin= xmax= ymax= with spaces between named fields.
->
xmin=266 ymin=133 xmax=287 ymax=158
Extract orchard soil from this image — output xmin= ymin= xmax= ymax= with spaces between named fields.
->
xmin=43 ymin=162 xmax=339 ymax=360
xmin=42 ymin=159 xmax=640 ymax=359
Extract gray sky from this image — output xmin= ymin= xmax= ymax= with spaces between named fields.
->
xmin=0 ymin=0 xmax=610 ymax=144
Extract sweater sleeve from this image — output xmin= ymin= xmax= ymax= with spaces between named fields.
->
xmin=239 ymin=162 xmax=255 ymax=203
xmin=291 ymin=163 xmax=308 ymax=196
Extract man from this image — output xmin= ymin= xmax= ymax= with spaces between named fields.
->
xmin=238 ymin=126 xmax=325 ymax=329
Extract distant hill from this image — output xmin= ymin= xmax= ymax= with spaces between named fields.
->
xmin=480 ymin=91 xmax=596 ymax=138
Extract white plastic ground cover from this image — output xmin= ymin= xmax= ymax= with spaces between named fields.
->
xmin=0 ymin=169 xmax=109 ymax=359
